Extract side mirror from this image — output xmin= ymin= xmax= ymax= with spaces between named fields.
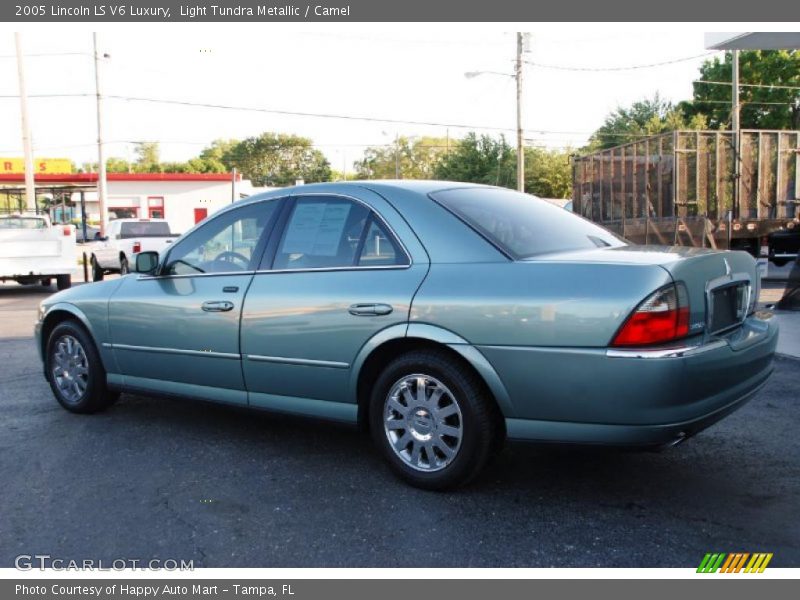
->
xmin=135 ymin=251 xmax=159 ymax=274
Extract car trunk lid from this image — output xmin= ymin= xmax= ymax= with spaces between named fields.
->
xmin=529 ymin=245 xmax=759 ymax=339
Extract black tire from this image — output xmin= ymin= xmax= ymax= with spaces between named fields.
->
xmin=45 ymin=320 xmax=119 ymax=414
xmin=56 ymin=275 xmax=71 ymax=290
xmin=119 ymin=256 xmax=129 ymax=275
xmin=40 ymin=278 xmax=52 ymax=287
xmin=772 ymin=258 xmax=788 ymax=267
xmin=368 ymin=349 xmax=500 ymax=490
xmin=91 ymin=256 xmax=104 ymax=282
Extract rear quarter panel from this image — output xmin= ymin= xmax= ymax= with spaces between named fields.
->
xmin=410 ymin=261 xmax=672 ymax=347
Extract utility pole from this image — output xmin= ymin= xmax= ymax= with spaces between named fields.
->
xmin=93 ymin=33 xmax=108 ymax=236
xmin=15 ymin=33 xmax=36 ymax=212
xmin=515 ymin=32 xmax=525 ymax=193
xmin=731 ymin=49 xmax=741 ymax=219
xmin=231 ymin=167 xmax=237 ymax=203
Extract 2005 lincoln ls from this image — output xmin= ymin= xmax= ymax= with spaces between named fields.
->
xmin=35 ymin=181 xmax=778 ymax=489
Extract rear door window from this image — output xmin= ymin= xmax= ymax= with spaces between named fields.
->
xmin=273 ymin=197 xmax=370 ymax=269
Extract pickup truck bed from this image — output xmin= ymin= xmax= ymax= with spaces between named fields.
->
xmin=0 ymin=214 xmax=76 ymax=290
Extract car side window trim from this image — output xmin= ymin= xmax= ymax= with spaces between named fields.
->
xmin=142 ymin=197 xmax=287 ymax=280
xmin=256 ymin=192 xmax=412 ymax=273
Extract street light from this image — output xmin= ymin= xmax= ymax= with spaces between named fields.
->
xmin=463 ymin=32 xmax=528 ymax=193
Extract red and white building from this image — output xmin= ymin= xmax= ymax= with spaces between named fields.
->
xmin=0 ymin=172 xmax=251 ymax=235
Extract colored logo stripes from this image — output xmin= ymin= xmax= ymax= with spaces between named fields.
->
xmin=697 ymin=553 xmax=773 ymax=573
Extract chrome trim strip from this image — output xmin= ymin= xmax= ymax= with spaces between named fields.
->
xmin=606 ymin=340 xmax=727 ymax=359
xmin=138 ymin=270 xmax=251 ymax=281
xmin=255 ymin=264 xmax=411 ymax=274
xmin=110 ymin=343 xmax=240 ymax=360
xmin=245 ymin=354 xmax=350 ymax=369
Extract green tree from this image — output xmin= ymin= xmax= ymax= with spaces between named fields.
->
xmin=683 ymin=50 xmax=800 ymax=130
xmin=433 ymin=133 xmax=516 ymax=187
xmin=354 ymin=136 xmax=451 ymax=179
xmin=587 ymin=93 xmax=706 ymax=150
xmin=97 ymin=157 xmax=131 ymax=173
xmin=193 ymin=138 xmax=238 ymax=173
xmin=133 ymin=142 xmax=161 ymax=172
xmin=224 ymin=132 xmax=331 ymax=186
xmin=525 ymin=147 xmax=573 ymax=199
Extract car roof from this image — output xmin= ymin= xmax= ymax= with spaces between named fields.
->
xmin=235 ymin=180 xmax=499 ymax=208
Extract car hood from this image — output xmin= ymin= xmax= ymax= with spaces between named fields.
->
xmin=42 ymin=276 xmax=127 ymax=310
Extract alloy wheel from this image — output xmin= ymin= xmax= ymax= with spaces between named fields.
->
xmin=383 ymin=373 xmax=463 ymax=472
xmin=51 ymin=335 xmax=89 ymax=404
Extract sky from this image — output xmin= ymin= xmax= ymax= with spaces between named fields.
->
xmin=0 ymin=23 xmax=778 ymax=174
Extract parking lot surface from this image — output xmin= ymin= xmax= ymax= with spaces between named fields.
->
xmin=1 ymin=282 xmax=799 ymax=567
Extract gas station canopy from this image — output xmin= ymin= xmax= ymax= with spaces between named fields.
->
xmin=705 ymin=32 xmax=800 ymax=50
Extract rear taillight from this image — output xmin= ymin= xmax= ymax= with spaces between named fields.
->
xmin=132 ymin=241 xmax=141 ymax=253
xmin=611 ymin=283 xmax=690 ymax=347
xmin=62 ymin=225 xmax=71 ymax=236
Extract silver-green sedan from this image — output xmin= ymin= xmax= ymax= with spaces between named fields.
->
xmin=35 ymin=182 xmax=778 ymax=489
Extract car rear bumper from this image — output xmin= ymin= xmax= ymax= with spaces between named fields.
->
xmin=505 ymin=368 xmax=770 ymax=446
xmin=480 ymin=312 xmax=778 ymax=445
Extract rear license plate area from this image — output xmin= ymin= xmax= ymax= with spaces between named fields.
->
xmin=709 ymin=283 xmax=748 ymax=334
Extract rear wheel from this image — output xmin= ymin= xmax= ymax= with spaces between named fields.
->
xmin=45 ymin=321 xmax=118 ymax=413
xmin=119 ymin=256 xmax=129 ymax=275
xmin=40 ymin=278 xmax=52 ymax=287
xmin=56 ymin=275 xmax=71 ymax=290
xmin=369 ymin=350 xmax=499 ymax=490
xmin=91 ymin=256 xmax=104 ymax=282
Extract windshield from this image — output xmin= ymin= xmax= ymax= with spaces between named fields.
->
xmin=119 ymin=221 xmax=171 ymax=238
xmin=0 ymin=216 xmax=47 ymax=230
xmin=431 ymin=187 xmax=626 ymax=259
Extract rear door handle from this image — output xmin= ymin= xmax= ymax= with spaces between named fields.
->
xmin=348 ymin=303 xmax=393 ymax=316
xmin=202 ymin=300 xmax=235 ymax=312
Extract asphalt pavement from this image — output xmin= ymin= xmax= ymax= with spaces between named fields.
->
xmin=1 ymin=281 xmax=799 ymax=568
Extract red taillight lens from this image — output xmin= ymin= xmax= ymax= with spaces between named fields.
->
xmin=611 ymin=284 xmax=690 ymax=347
xmin=132 ymin=241 xmax=141 ymax=253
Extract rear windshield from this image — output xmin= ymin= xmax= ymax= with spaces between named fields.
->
xmin=0 ymin=217 xmax=47 ymax=229
xmin=431 ymin=187 xmax=626 ymax=259
xmin=119 ymin=221 xmax=171 ymax=238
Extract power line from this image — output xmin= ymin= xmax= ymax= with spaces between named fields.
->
xmin=0 ymin=52 xmax=90 ymax=59
xmin=523 ymin=51 xmax=717 ymax=72
xmin=104 ymin=94 xmax=521 ymax=133
xmin=692 ymin=80 xmax=800 ymax=92
xmin=0 ymin=93 xmax=93 ymax=99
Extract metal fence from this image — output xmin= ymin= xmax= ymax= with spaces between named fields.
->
xmin=572 ymin=130 xmax=800 ymax=248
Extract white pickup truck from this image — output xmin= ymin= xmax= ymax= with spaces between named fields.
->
xmin=89 ymin=218 xmax=179 ymax=281
xmin=0 ymin=213 xmax=76 ymax=290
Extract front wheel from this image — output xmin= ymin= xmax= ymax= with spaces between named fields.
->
xmin=46 ymin=321 xmax=119 ymax=413
xmin=56 ymin=275 xmax=71 ymax=290
xmin=369 ymin=350 xmax=500 ymax=490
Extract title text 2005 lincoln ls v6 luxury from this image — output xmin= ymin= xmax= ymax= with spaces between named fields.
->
xmin=35 ymin=181 xmax=778 ymax=489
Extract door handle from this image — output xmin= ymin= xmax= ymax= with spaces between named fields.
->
xmin=202 ymin=300 xmax=235 ymax=312
xmin=348 ymin=303 xmax=393 ymax=316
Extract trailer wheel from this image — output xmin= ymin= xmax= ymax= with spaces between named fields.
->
xmin=56 ymin=275 xmax=71 ymax=291
xmin=40 ymin=278 xmax=52 ymax=287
